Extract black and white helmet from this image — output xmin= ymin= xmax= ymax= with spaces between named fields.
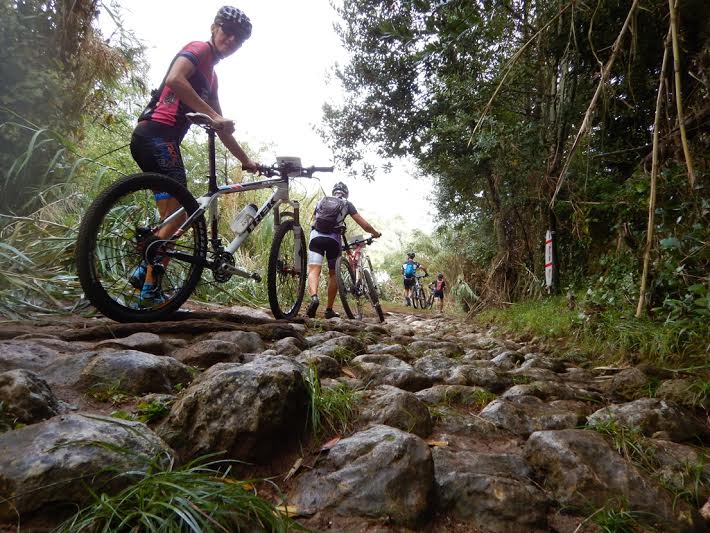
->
xmin=214 ymin=6 xmax=252 ymax=41
xmin=332 ymin=182 xmax=349 ymax=198
xmin=408 ymin=252 xmax=415 ymax=259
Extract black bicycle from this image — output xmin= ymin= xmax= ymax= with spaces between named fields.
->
xmin=411 ymin=272 xmax=429 ymax=309
xmin=75 ymin=113 xmax=333 ymax=322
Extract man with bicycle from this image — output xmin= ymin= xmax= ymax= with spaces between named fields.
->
xmin=402 ymin=252 xmax=427 ymax=306
xmin=306 ymin=182 xmax=381 ymax=319
xmin=129 ymin=5 xmax=258 ymax=304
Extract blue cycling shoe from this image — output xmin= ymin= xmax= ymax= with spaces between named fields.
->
xmin=134 ymin=283 xmax=167 ymax=308
xmin=128 ymin=262 xmax=147 ymax=290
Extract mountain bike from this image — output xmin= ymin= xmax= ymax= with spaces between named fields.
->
xmin=335 ymin=234 xmax=385 ymax=322
xmin=75 ymin=113 xmax=333 ymax=323
xmin=410 ymin=272 xmax=428 ymax=309
xmin=425 ymin=283 xmax=436 ymax=309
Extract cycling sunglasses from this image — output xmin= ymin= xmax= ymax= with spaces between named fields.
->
xmin=218 ymin=23 xmax=248 ymax=42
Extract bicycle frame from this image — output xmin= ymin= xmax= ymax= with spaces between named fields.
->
xmin=154 ymin=125 xmax=308 ymax=278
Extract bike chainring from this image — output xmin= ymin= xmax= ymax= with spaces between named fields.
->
xmin=212 ymin=251 xmax=235 ymax=283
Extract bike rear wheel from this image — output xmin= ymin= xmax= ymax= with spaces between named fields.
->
xmin=363 ymin=269 xmax=385 ymax=322
xmin=411 ymin=286 xmax=419 ymax=308
xmin=335 ymin=256 xmax=361 ymax=319
xmin=267 ymin=219 xmax=307 ymax=319
xmin=75 ymin=173 xmax=207 ymax=323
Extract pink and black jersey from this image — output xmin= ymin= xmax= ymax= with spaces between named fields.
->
xmin=138 ymin=41 xmax=218 ymax=140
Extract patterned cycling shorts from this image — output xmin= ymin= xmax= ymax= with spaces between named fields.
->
xmin=130 ymin=131 xmax=187 ymax=200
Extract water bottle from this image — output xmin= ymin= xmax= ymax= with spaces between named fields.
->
xmin=230 ymin=203 xmax=258 ymax=234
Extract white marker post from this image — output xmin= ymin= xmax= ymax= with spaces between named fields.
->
xmin=545 ymin=230 xmax=554 ymax=292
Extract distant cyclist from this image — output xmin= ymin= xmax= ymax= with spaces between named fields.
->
xmin=402 ymin=252 xmax=427 ymax=306
xmin=129 ymin=5 xmax=258 ymax=304
xmin=306 ymin=182 xmax=381 ymax=319
xmin=432 ymin=272 xmax=446 ymax=313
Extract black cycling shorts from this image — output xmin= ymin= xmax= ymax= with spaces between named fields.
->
xmin=433 ymin=290 xmax=444 ymax=299
xmin=130 ymin=122 xmax=187 ymax=196
xmin=308 ymin=236 xmax=341 ymax=269
xmin=403 ymin=276 xmax=415 ymax=288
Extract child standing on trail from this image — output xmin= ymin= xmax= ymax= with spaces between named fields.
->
xmin=432 ymin=272 xmax=446 ymax=313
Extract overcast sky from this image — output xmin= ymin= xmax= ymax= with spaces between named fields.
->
xmin=101 ymin=0 xmax=435 ymax=232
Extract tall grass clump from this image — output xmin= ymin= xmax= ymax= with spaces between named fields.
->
xmin=55 ymin=453 xmax=299 ymax=532
xmin=477 ymin=295 xmax=710 ymax=367
xmin=303 ymin=365 xmax=358 ymax=437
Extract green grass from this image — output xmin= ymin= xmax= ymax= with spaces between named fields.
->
xmin=477 ymin=297 xmax=710 ymax=367
xmin=588 ymin=418 xmax=659 ymax=473
xmin=54 ymin=453 xmax=300 ymax=532
xmin=329 ymin=346 xmax=358 ymax=365
xmin=589 ymin=418 xmax=710 ymax=508
xmin=587 ymin=501 xmax=644 ymax=533
xmin=303 ymin=366 xmax=358 ymax=437
xmin=86 ymin=381 xmax=131 ymax=405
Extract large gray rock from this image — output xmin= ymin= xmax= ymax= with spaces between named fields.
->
xmin=296 ymin=352 xmax=341 ymax=378
xmin=358 ymin=385 xmax=432 ymax=437
xmin=525 ymin=429 xmax=701 ymax=531
xmin=308 ymin=335 xmax=367 ymax=361
xmin=290 ymin=425 xmax=433 ymax=525
xmin=434 ymin=449 xmax=548 ymax=532
xmin=407 ymin=340 xmax=462 ymax=358
xmin=0 ymin=369 xmax=59 ymax=425
xmin=305 ymin=331 xmax=346 ymax=347
xmin=414 ymin=356 xmax=509 ymax=391
xmin=171 ymin=339 xmax=243 ymax=367
xmin=206 ymin=330 xmax=266 ymax=353
xmin=586 ymin=398 xmax=706 ymax=442
xmin=501 ymin=380 xmax=604 ymax=403
xmin=77 ymin=350 xmax=193 ymax=394
xmin=351 ymin=354 xmax=432 ymax=391
xmin=272 ymin=337 xmax=306 ymax=356
xmin=158 ymin=356 xmax=308 ymax=462
xmin=415 ymin=384 xmax=492 ymax=406
xmin=94 ymin=332 xmax=165 ymax=354
xmin=479 ymin=397 xmax=585 ymax=436
xmin=658 ymin=379 xmax=710 ymax=409
xmin=0 ymin=340 xmax=61 ymax=372
xmin=0 ymin=413 xmax=170 ymax=521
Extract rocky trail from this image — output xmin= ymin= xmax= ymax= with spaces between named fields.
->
xmin=0 ymin=305 xmax=708 ymax=532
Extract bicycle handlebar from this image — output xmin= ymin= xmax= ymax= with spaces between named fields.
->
xmin=343 ymin=236 xmax=376 ymax=251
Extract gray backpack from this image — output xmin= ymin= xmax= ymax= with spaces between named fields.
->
xmin=314 ymin=196 xmax=347 ymax=233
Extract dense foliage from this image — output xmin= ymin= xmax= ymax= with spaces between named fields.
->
xmin=324 ymin=0 xmax=709 ymax=329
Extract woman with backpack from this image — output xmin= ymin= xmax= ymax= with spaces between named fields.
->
xmin=432 ymin=272 xmax=447 ymax=313
xmin=306 ymin=182 xmax=381 ymax=319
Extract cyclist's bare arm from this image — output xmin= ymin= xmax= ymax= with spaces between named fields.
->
xmin=165 ymin=57 xmax=234 ymax=133
xmin=209 ymin=92 xmax=257 ymax=172
xmin=351 ymin=213 xmax=381 ymax=238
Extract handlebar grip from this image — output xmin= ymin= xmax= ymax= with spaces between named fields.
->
xmin=310 ymin=166 xmax=334 ymax=173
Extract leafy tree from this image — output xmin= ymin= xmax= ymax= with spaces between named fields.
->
xmin=0 ymin=0 xmax=143 ymax=215
xmin=323 ymin=0 xmax=708 ymax=314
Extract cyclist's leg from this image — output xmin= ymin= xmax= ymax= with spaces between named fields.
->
xmin=130 ymin=133 xmax=188 ymax=292
xmin=323 ymin=239 xmax=341 ymax=315
xmin=306 ymin=236 xmax=327 ymax=317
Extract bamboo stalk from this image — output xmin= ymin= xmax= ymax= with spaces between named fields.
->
xmin=549 ymin=0 xmax=640 ymax=207
xmin=469 ymin=2 xmax=572 ymax=142
xmin=668 ymin=0 xmax=696 ymax=189
xmin=636 ymin=31 xmax=671 ymax=318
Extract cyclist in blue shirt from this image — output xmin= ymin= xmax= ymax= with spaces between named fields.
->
xmin=402 ymin=252 xmax=427 ymax=306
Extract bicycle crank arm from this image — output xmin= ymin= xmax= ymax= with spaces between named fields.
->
xmin=220 ymin=263 xmax=262 ymax=282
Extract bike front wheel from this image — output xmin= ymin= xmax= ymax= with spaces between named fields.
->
xmin=335 ymin=256 xmax=361 ymax=319
xmin=267 ymin=220 xmax=307 ymax=319
xmin=75 ymin=173 xmax=207 ymax=323
xmin=363 ymin=269 xmax=385 ymax=322
xmin=417 ymin=287 xmax=428 ymax=309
